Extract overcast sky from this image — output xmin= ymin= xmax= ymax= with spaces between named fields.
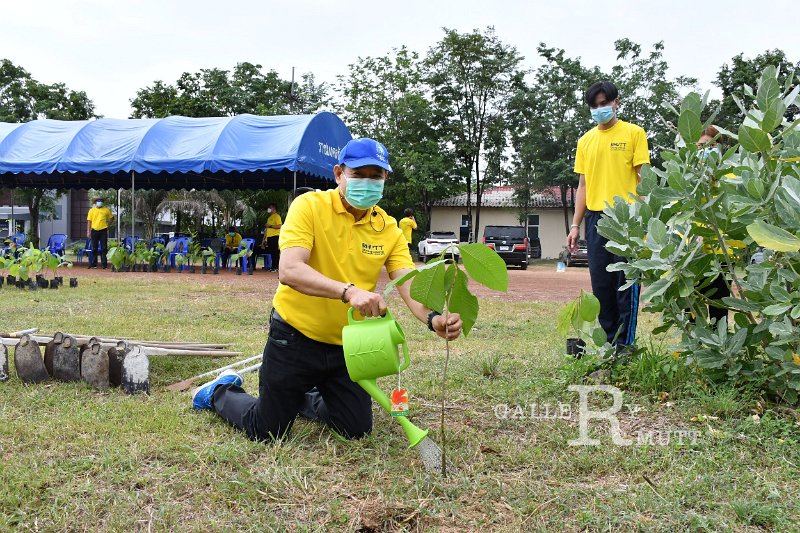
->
xmin=2 ymin=0 xmax=797 ymax=119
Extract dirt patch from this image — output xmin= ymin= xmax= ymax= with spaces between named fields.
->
xmin=70 ymin=260 xmax=591 ymax=303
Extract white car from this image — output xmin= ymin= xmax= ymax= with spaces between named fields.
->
xmin=418 ymin=231 xmax=460 ymax=263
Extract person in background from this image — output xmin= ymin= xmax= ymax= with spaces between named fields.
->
xmin=398 ymin=208 xmax=417 ymax=258
xmin=86 ymin=197 xmax=113 ymax=269
xmin=692 ymin=126 xmax=741 ymax=324
xmin=567 ymin=81 xmax=650 ymax=350
xmin=223 ymin=226 xmax=243 ymax=269
xmin=262 ymin=203 xmax=282 ymax=272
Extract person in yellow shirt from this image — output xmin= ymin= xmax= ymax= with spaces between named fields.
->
xmin=567 ymin=81 xmax=650 ymax=349
xmin=223 ymin=226 xmax=242 ymax=269
xmin=86 ymin=197 xmax=113 ymax=269
xmin=398 ymin=208 xmax=417 ymax=257
xmin=261 ymin=203 xmax=282 ymax=272
xmin=192 ymin=138 xmax=463 ymax=443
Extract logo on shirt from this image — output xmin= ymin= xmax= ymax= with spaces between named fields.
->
xmin=361 ymin=243 xmax=385 ymax=256
xmin=610 ymin=142 xmax=628 ymax=151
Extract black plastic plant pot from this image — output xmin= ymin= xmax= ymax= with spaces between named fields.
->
xmin=213 ymin=267 xmax=219 ymax=275
xmin=16 ymin=280 xmax=25 ymax=289
xmin=236 ymin=267 xmax=242 ymax=275
xmin=201 ymin=264 xmax=207 ymax=274
xmin=55 ymin=276 xmax=63 ymax=285
xmin=69 ymin=278 xmax=78 ymax=288
xmin=7 ymin=275 xmax=15 ymax=285
xmin=28 ymin=280 xmax=37 ymax=291
xmin=0 ymin=277 xmax=4 ymax=289
xmin=189 ymin=266 xmax=196 ymax=274
xmin=566 ymin=338 xmax=586 ymax=358
xmin=49 ymin=279 xmax=58 ymax=289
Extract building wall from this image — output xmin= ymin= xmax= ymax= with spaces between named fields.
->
xmin=430 ymin=206 xmax=584 ymax=259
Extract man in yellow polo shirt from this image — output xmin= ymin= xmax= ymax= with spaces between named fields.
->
xmin=86 ymin=196 xmax=113 ymax=269
xmin=567 ymin=81 xmax=650 ymax=349
xmin=193 ymin=138 xmax=463 ymax=443
xmin=398 ymin=208 xmax=417 ymax=257
xmin=261 ymin=203 xmax=282 ymax=272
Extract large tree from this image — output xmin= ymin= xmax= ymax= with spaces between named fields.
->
xmin=1 ymin=59 xmax=96 ymax=247
xmin=130 ymin=62 xmax=329 ymax=118
xmin=610 ymin=39 xmax=697 ymax=167
xmin=337 ymin=47 xmax=457 ymax=232
xmin=507 ymin=45 xmax=600 ymax=232
xmin=425 ymin=27 xmax=524 ymax=242
xmin=713 ymin=49 xmax=799 ymax=131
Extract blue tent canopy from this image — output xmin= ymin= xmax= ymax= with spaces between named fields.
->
xmin=0 ymin=112 xmax=352 ymax=190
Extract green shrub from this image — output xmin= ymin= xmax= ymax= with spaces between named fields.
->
xmin=597 ymin=66 xmax=800 ymax=403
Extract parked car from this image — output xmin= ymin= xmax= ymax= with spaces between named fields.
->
xmin=483 ymin=225 xmax=529 ymax=269
xmin=418 ymin=231 xmax=460 ymax=263
xmin=559 ymin=240 xmax=588 ymax=267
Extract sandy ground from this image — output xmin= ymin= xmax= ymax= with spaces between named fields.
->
xmin=66 ymin=260 xmax=592 ymax=303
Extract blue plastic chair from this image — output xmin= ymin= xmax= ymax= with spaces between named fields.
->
xmin=122 ymin=236 xmax=142 ymax=253
xmin=228 ymin=238 xmax=255 ymax=272
xmin=41 ymin=234 xmax=68 ymax=256
xmin=76 ymin=238 xmax=94 ymax=264
xmin=169 ymin=237 xmax=191 ymax=269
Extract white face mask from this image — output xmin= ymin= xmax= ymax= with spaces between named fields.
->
xmin=267 ymin=208 xmax=273 ymax=214
xmin=96 ymin=201 xmax=103 ymax=207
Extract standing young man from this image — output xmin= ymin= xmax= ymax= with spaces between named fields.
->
xmin=86 ymin=197 xmax=113 ymax=269
xmin=192 ymin=138 xmax=463 ymax=442
xmin=262 ymin=203 xmax=282 ymax=272
xmin=567 ymin=81 xmax=650 ymax=348
xmin=398 ymin=208 xmax=417 ymax=257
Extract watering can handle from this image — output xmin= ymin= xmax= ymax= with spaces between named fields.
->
xmin=398 ymin=337 xmax=410 ymax=372
xmin=347 ymin=307 xmax=393 ymax=324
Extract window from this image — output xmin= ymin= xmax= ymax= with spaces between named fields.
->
xmin=461 ymin=214 xmax=471 ymax=227
xmin=527 ymin=214 xmax=540 ymax=239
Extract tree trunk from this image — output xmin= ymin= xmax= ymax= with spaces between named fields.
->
xmin=26 ymin=190 xmax=42 ymax=248
xmin=175 ymin=210 xmax=182 ymax=235
xmin=473 ymin=158 xmax=482 ymax=243
xmin=561 ymin=185 xmax=570 ymax=234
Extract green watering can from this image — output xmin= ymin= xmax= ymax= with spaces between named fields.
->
xmin=342 ymin=308 xmax=429 ymax=448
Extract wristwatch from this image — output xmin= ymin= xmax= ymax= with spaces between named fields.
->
xmin=427 ymin=310 xmax=442 ymax=332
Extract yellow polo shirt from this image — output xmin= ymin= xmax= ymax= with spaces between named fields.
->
xmin=225 ymin=233 xmax=242 ymax=249
xmin=398 ymin=216 xmax=417 ymax=243
xmin=274 ymin=188 xmax=415 ymax=345
xmin=574 ymin=120 xmax=650 ymax=211
xmin=86 ymin=206 xmax=113 ymax=231
xmin=265 ymin=213 xmax=282 ymax=238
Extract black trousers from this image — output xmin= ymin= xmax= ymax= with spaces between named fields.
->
xmin=212 ymin=311 xmax=372 ymax=442
xmin=585 ymin=211 xmax=639 ymax=346
xmin=690 ymin=274 xmax=730 ymax=324
xmin=89 ymin=228 xmax=108 ymax=268
xmin=266 ymin=235 xmax=280 ymax=270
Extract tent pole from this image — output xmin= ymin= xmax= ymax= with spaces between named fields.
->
xmin=117 ymin=188 xmax=121 ymax=239
xmin=9 ymin=189 xmax=14 ymax=235
xmin=291 ymin=171 xmax=297 ymax=206
xmin=131 ymin=171 xmax=135 ymax=239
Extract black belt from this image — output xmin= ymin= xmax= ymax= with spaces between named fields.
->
xmin=270 ymin=309 xmax=289 ymax=326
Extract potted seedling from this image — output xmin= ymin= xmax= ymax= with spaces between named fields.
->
xmin=200 ymin=247 xmax=216 ymax=274
xmin=382 ymin=242 xmax=508 ymax=475
xmin=107 ymin=245 xmax=126 ymax=273
xmin=557 ymin=290 xmax=605 ymax=358
xmin=45 ymin=251 xmax=72 ymax=289
xmin=174 ymin=253 xmax=187 ymax=273
xmin=0 ymin=255 xmax=14 ymax=288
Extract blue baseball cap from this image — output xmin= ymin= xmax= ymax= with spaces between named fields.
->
xmin=338 ymin=138 xmax=392 ymax=172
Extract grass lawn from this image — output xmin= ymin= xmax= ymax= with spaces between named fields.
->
xmin=1 ymin=271 xmax=799 ymax=531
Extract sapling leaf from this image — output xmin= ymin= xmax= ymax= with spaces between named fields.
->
xmin=382 ymin=259 xmax=445 ymax=298
xmin=458 ymin=243 xmax=508 ymax=292
xmin=449 ymin=269 xmax=479 ymax=336
xmin=591 ymin=327 xmax=608 ymax=347
xmin=410 ymin=262 xmax=446 ymax=312
xmin=579 ymin=291 xmax=601 ymax=322
xmin=556 ymin=300 xmax=577 ymax=337
xmin=738 ymin=125 xmax=771 ymax=153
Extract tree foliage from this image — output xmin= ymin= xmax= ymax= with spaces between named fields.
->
xmin=130 ymin=62 xmax=329 ymax=118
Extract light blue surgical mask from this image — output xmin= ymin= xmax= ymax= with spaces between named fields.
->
xmin=344 ymin=177 xmax=384 ymax=209
xmin=591 ymin=105 xmax=615 ymax=125
xmin=96 ymin=201 xmax=103 ymax=207
xmin=228 ymin=232 xmax=235 ymax=236
xmin=700 ymin=147 xmax=720 ymax=160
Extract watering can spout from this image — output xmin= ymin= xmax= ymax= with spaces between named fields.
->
xmin=358 ymin=379 xmax=429 ymax=448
